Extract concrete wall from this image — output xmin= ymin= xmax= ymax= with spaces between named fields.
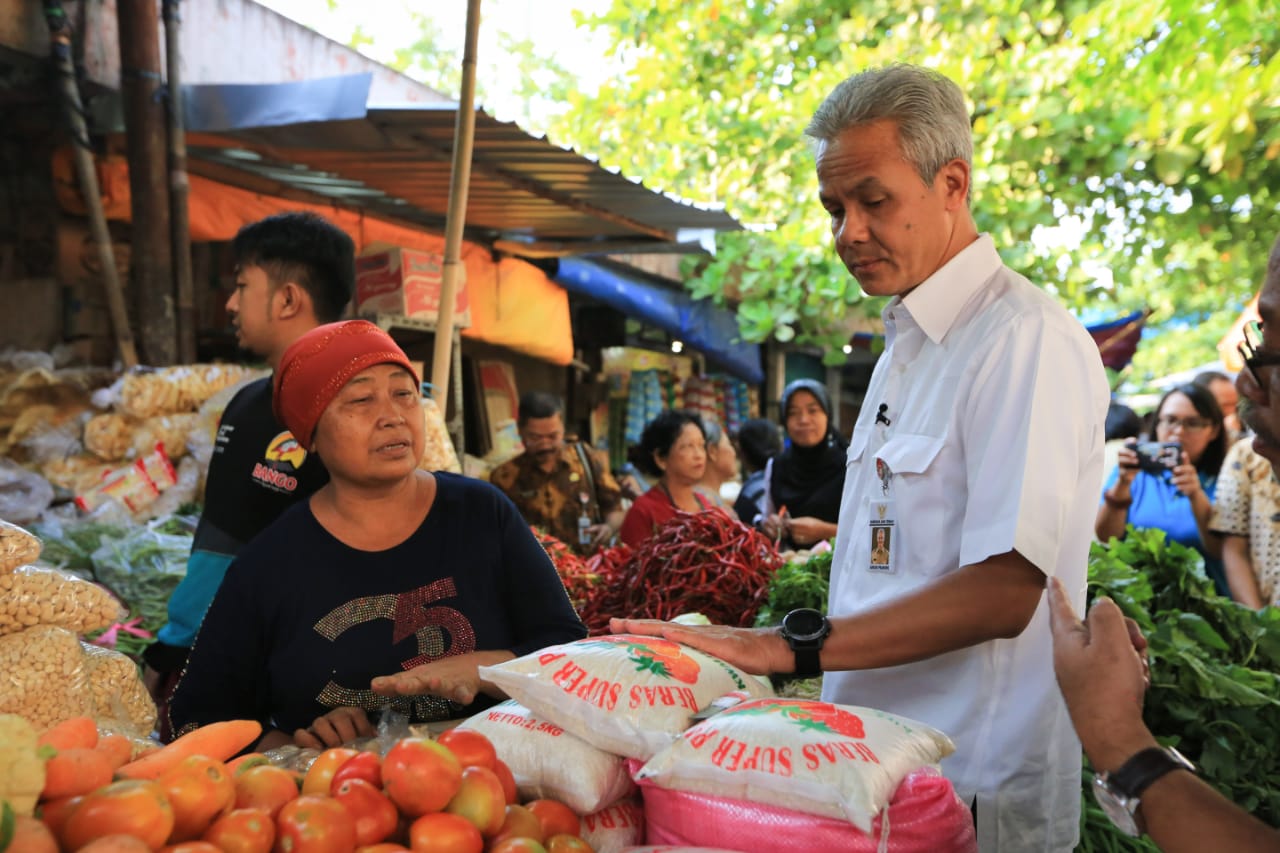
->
xmin=0 ymin=0 xmax=448 ymax=106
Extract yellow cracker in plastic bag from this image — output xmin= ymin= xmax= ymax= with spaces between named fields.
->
xmin=81 ymin=642 xmax=158 ymax=736
xmin=0 ymin=625 xmax=91 ymax=729
xmin=84 ymin=412 xmax=137 ymax=461
xmin=132 ymin=413 xmax=199 ymax=459
xmin=420 ymin=396 xmax=461 ymax=473
xmin=0 ymin=519 xmax=41 ymax=572
xmin=0 ymin=565 xmax=124 ymax=636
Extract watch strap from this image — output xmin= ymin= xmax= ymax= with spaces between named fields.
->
xmin=793 ymin=645 xmax=822 ymax=678
xmin=1108 ymin=747 xmax=1194 ymax=800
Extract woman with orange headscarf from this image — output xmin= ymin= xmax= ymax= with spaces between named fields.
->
xmin=169 ymin=321 xmax=585 ymax=749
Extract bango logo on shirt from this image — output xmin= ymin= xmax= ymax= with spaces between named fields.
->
xmin=252 ymin=431 xmax=307 ymax=492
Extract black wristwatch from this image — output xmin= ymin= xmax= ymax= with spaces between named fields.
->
xmin=1093 ymin=746 xmax=1195 ymax=836
xmin=779 ymin=608 xmax=831 ymax=677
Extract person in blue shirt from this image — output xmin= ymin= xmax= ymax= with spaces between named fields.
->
xmin=1096 ymin=383 xmax=1229 ymax=595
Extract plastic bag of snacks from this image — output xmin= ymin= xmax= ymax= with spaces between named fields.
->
xmin=83 ymin=412 xmax=136 ymax=461
xmin=119 ymin=364 xmax=257 ymax=418
xmin=81 ymin=642 xmax=158 ymax=735
xmin=0 ymin=564 xmax=124 ymax=636
xmin=458 ymin=699 xmax=635 ymax=814
xmin=478 ymin=635 xmax=774 ymax=761
xmin=637 ymin=767 xmax=976 ymax=853
xmin=581 ymin=798 xmax=645 ymax=853
xmin=75 ymin=444 xmax=177 ymax=515
xmin=634 ymin=697 xmax=954 ymax=832
xmin=0 ymin=625 xmax=92 ymax=729
xmin=0 ymin=519 xmax=41 ymax=571
xmin=420 ymin=396 xmax=462 ymax=473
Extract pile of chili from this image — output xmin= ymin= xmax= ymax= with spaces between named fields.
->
xmin=531 ymin=527 xmax=601 ymax=611
xmin=577 ymin=511 xmax=783 ymax=634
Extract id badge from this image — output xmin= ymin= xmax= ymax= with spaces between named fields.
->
xmin=868 ymin=497 xmax=897 ymax=574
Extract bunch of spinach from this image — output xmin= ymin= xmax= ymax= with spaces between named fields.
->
xmin=1078 ymin=527 xmax=1280 ymax=851
xmin=753 ymin=547 xmax=833 ymax=627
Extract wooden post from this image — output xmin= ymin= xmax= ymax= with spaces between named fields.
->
xmin=118 ymin=0 xmax=176 ymax=365
xmin=41 ymin=0 xmax=139 ymax=368
xmin=430 ymin=0 xmax=481 ymax=416
xmin=163 ymin=0 xmax=195 ymax=363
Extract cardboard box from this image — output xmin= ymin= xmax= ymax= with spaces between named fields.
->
xmin=355 ymin=248 xmax=470 ymax=327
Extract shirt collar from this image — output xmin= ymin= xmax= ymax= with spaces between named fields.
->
xmin=889 ymin=234 xmax=1002 ymax=345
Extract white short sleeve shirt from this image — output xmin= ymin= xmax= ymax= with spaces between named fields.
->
xmin=822 ymin=235 xmax=1109 ymax=852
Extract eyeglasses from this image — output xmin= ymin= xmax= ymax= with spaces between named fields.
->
xmin=1240 ymin=321 xmax=1280 ymax=387
xmin=1156 ymin=415 xmax=1213 ymax=432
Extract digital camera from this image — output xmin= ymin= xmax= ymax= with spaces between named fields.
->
xmin=1134 ymin=441 xmax=1181 ymax=475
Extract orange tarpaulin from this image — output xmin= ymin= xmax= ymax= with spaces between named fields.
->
xmin=51 ymin=148 xmax=574 ymax=366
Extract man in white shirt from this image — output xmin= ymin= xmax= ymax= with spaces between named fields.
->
xmin=613 ymin=64 xmax=1109 ymax=852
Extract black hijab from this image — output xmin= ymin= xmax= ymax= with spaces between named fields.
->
xmin=770 ymin=379 xmax=848 ymax=523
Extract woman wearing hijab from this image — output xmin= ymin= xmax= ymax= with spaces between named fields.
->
xmin=758 ymin=379 xmax=848 ymax=550
xmin=168 ymin=320 xmax=585 ymax=749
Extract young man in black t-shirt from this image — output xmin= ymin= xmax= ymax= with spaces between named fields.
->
xmin=142 ymin=212 xmax=355 ymax=737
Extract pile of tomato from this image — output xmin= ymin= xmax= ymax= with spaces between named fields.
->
xmin=17 ymin=729 xmax=594 ymax=853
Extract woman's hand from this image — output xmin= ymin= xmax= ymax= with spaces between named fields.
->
xmin=759 ymin=512 xmax=785 ymax=541
xmin=370 ymin=651 xmax=515 ymax=706
xmin=294 ymin=706 xmax=375 ymax=749
xmin=1170 ymin=451 xmax=1202 ymax=498
xmin=1114 ymin=440 xmax=1140 ymax=485
xmin=787 ymin=516 xmax=829 ymax=547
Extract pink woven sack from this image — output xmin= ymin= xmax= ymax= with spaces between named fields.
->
xmin=638 ymin=767 xmax=977 ymax=853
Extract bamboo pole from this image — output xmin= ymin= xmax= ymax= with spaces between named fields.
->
xmin=41 ymin=0 xmax=139 ymax=368
xmin=429 ymin=0 xmax=481 ymax=416
xmin=163 ymin=0 xmax=196 ymax=363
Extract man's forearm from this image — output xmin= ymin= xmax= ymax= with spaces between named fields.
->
xmin=819 ymin=551 xmax=1045 ymax=672
xmin=1141 ymin=766 xmax=1280 ymax=852
xmin=1222 ymin=536 xmax=1264 ymax=608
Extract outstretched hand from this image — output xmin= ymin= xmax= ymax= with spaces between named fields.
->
xmin=608 ymin=617 xmax=789 ymax=676
xmin=1047 ymin=577 xmax=1156 ymax=771
xmin=294 ymin=705 xmax=375 ymax=749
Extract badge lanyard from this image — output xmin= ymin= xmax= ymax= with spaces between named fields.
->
xmin=869 ymin=456 xmax=897 ymax=574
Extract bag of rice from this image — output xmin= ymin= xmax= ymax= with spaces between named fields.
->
xmin=634 ymin=697 xmax=954 ymax=832
xmin=479 ymin=635 xmax=773 ymax=760
xmin=637 ymin=767 xmax=976 ymax=853
xmin=581 ymin=798 xmax=644 ymax=853
xmin=457 ymin=699 xmax=635 ymax=814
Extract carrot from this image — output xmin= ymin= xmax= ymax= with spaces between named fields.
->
xmin=116 ymin=720 xmax=262 ymax=780
xmin=41 ymin=747 xmax=114 ymax=800
xmin=225 ymin=752 xmax=269 ymax=776
xmin=37 ymin=716 xmax=98 ymax=751
xmin=93 ymin=733 xmax=134 ymax=770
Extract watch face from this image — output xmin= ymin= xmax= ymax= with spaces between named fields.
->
xmin=783 ymin=608 xmax=828 ymax=642
xmin=1092 ymin=775 xmax=1140 ymax=837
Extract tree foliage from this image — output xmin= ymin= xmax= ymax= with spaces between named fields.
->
xmin=551 ymin=0 xmax=1280 ymax=383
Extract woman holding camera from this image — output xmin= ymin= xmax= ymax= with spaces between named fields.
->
xmin=1096 ymin=383 xmax=1229 ymax=595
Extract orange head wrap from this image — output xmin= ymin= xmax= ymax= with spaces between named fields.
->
xmin=273 ymin=320 xmax=419 ymax=451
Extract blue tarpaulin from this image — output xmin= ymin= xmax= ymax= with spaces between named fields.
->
xmin=553 ymin=258 xmax=764 ymax=384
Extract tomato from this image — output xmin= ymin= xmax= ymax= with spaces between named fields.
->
xmin=545 ymin=834 xmax=594 ymax=852
xmin=73 ymin=835 xmax=154 ymax=853
xmin=492 ymin=760 xmax=519 ymax=805
xmin=203 ymin=807 xmax=276 ymax=853
xmin=435 ymin=730 xmax=496 ymax=772
xmin=382 ymin=738 xmax=462 ymax=818
xmin=62 ymin=780 xmax=176 ymax=851
xmin=37 ymin=794 xmax=84 ymax=845
xmin=443 ymin=766 xmax=505 ymax=837
xmin=524 ymin=800 xmax=580 ymax=840
xmin=491 ymin=805 xmax=543 ymax=844
xmin=300 ymin=747 xmax=359 ymax=796
xmin=274 ymin=795 xmax=356 ymax=853
xmin=354 ymin=845 xmax=409 ymax=853
xmin=160 ymin=842 xmax=223 ymax=853
xmin=159 ymin=755 xmax=237 ymax=842
xmin=9 ymin=816 xmax=58 ymax=853
xmin=333 ymin=778 xmax=398 ymax=847
xmin=234 ymin=764 xmax=300 ymax=819
xmin=489 ymin=839 xmax=548 ymax=853
xmin=407 ymin=812 xmax=483 ymax=853
xmin=331 ymin=751 xmax=383 ymax=793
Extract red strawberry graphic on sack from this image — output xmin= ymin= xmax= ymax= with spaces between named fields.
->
xmin=583 ymin=635 xmax=702 ymax=684
xmin=726 ymin=697 xmax=867 ymax=739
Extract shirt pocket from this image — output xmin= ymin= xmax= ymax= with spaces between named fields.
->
xmin=875 ymin=433 xmax=946 ymax=477
xmin=877 ymin=433 xmax=953 ymax=570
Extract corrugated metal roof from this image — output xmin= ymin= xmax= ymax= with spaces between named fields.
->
xmin=187 ymin=105 xmax=741 ymax=257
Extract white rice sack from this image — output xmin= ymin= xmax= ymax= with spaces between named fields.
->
xmin=634 ymin=697 xmax=955 ymax=833
xmin=581 ymin=798 xmax=644 ymax=853
xmin=457 ymin=699 xmax=635 ymax=814
xmin=479 ymin=635 xmax=774 ymax=760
